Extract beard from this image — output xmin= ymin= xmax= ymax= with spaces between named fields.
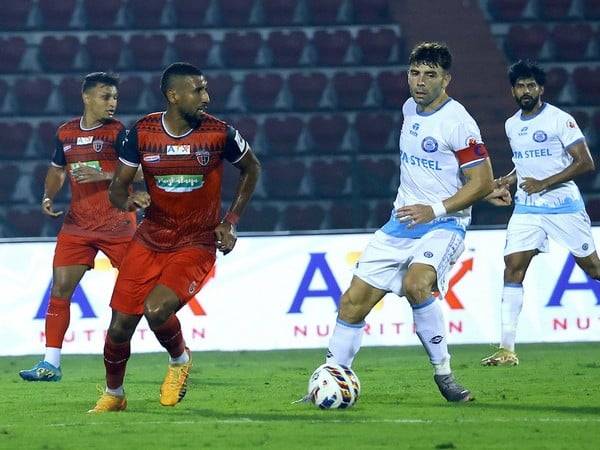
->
xmin=182 ymin=110 xmax=202 ymax=128
xmin=516 ymin=94 xmax=539 ymax=112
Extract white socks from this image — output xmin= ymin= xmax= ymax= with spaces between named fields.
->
xmin=44 ymin=347 xmax=61 ymax=368
xmin=326 ymin=318 xmax=365 ymax=367
xmin=501 ymin=283 xmax=524 ymax=352
xmin=170 ymin=350 xmax=190 ymax=365
xmin=106 ymin=386 xmax=124 ymax=397
xmin=412 ymin=296 xmax=451 ymax=375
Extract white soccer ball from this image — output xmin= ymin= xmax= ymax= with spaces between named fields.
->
xmin=307 ymin=363 xmax=361 ymax=409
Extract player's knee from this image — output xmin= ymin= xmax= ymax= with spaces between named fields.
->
xmin=403 ymin=275 xmax=431 ymax=304
xmin=504 ymin=265 xmax=526 ymax=284
xmin=108 ymin=319 xmax=135 ymax=343
xmin=338 ymin=291 xmax=367 ymax=323
xmin=586 ymin=264 xmax=600 ymax=280
xmin=50 ymin=280 xmax=75 ymax=299
xmin=143 ymin=302 xmax=170 ymax=328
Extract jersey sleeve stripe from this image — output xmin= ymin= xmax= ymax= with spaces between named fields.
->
xmin=460 ymin=158 xmax=486 ymax=169
xmin=119 ymin=157 xmax=139 ymax=167
xmin=230 ymin=146 xmax=249 ymax=164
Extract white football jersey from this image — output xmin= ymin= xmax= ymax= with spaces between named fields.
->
xmin=382 ymin=98 xmax=485 ymax=238
xmin=505 ymin=103 xmax=586 ymax=213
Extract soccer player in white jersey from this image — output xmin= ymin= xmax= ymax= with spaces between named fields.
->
xmin=322 ymin=42 xmax=495 ymax=402
xmin=481 ymin=60 xmax=600 ymax=366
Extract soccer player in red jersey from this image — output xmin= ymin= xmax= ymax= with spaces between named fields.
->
xmin=20 ymin=72 xmax=147 ymax=382
xmin=89 ymin=63 xmax=261 ymax=412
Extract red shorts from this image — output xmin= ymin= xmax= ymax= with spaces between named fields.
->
xmin=110 ymin=239 xmax=216 ymax=315
xmin=53 ymin=232 xmax=132 ymax=269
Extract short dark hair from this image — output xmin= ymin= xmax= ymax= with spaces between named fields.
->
xmin=508 ymin=60 xmax=546 ymax=87
xmin=82 ymin=72 xmax=119 ymax=93
xmin=408 ymin=42 xmax=452 ymax=71
xmin=160 ymin=62 xmax=204 ymax=97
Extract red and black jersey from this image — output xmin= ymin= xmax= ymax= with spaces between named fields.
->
xmin=52 ymin=117 xmax=136 ymax=239
xmin=121 ymin=112 xmax=248 ymax=252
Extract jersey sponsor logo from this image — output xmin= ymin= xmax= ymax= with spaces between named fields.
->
xmin=196 ymin=149 xmax=210 ymax=166
xmin=76 ymin=136 xmax=94 ymax=145
xmin=70 ymin=160 xmax=100 ymax=171
xmin=233 ymin=130 xmax=247 ymax=152
xmin=63 ymin=144 xmax=72 ymax=152
xmin=154 ymin=174 xmax=204 ymax=192
xmin=143 ymin=154 xmax=161 ymax=163
xmin=421 ymin=136 xmax=438 ymax=153
xmin=518 ymin=126 xmax=528 ymax=136
xmin=533 ymin=130 xmax=547 ymax=142
xmin=410 ymin=123 xmax=420 ymax=137
xmin=400 ymin=150 xmax=442 ymax=171
xmin=166 ymin=145 xmax=191 ymax=155
xmin=92 ymin=139 xmax=104 ymax=152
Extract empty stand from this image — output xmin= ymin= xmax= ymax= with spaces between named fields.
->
xmin=313 ymin=30 xmax=353 ymax=66
xmin=127 ymin=0 xmax=166 ymax=29
xmin=84 ymin=35 xmax=124 ymax=72
xmin=221 ymin=32 xmax=263 ymax=68
xmin=243 ymin=73 xmax=284 ymax=111
xmin=38 ymin=0 xmax=76 ymax=29
xmin=117 ymin=76 xmax=146 ymax=114
xmin=35 ymin=122 xmax=61 ymax=159
xmin=487 ymin=0 xmax=529 ymax=21
xmin=173 ymin=33 xmax=213 ymax=68
xmin=377 ymin=71 xmax=409 ymax=109
xmin=14 ymin=78 xmax=53 ymax=115
xmin=0 ymin=122 xmax=32 ymax=159
xmin=129 ymin=34 xmax=168 ymax=70
xmin=263 ymin=116 xmax=304 ymax=154
xmin=505 ymin=25 xmax=548 ymax=61
xmin=352 ymin=0 xmax=390 ymax=23
xmin=356 ymin=28 xmax=399 ymax=65
xmin=0 ymin=163 xmax=20 ymax=202
xmin=329 ymin=201 xmax=371 ymax=229
xmin=58 ymin=77 xmax=82 ymax=115
xmin=172 ymin=0 xmax=211 ymax=28
xmin=354 ymin=112 xmax=395 ymax=153
xmin=542 ymin=67 xmax=568 ymax=104
xmin=333 ymin=72 xmax=373 ymax=109
xmin=539 ymin=0 xmax=573 ymax=20
xmin=310 ymin=158 xmax=351 ymax=197
xmin=308 ymin=114 xmax=348 ymax=152
xmin=357 ymin=157 xmax=398 ymax=197
xmin=282 ymin=203 xmax=326 ymax=230
xmin=572 ymin=67 xmax=600 ymax=105
xmin=239 ymin=203 xmax=280 ymax=231
xmin=262 ymin=0 xmax=298 ymax=26
xmin=0 ymin=37 xmax=27 ymax=72
xmin=220 ymin=0 xmax=255 ymax=26
xmin=6 ymin=207 xmax=46 ymax=237
xmin=262 ymin=159 xmax=306 ymax=198
xmin=83 ymin=0 xmax=122 ymax=29
xmin=267 ymin=31 xmax=308 ymax=67
xmin=0 ymin=0 xmax=31 ymax=30
xmin=288 ymin=72 xmax=328 ymax=110
xmin=205 ymin=74 xmax=234 ymax=113
xmin=551 ymin=23 xmax=593 ymax=61
xmin=39 ymin=36 xmax=80 ymax=72
xmin=307 ymin=0 xmax=345 ymax=25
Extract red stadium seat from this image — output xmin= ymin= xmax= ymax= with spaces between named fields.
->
xmin=262 ymin=0 xmax=298 ymax=26
xmin=229 ymin=117 xmax=259 ymax=147
xmin=505 ymin=25 xmax=548 ymax=61
xmin=487 ymin=0 xmax=529 ymax=21
xmin=39 ymin=36 xmax=80 ymax=72
xmin=263 ymin=116 xmax=304 ymax=154
xmin=38 ymin=0 xmax=77 ymax=29
xmin=356 ymin=28 xmax=400 ymax=65
xmin=84 ymin=35 xmax=124 ymax=72
xmin=205 ymin=74 xmax=234 ymax=113
xmin=173 ymin=33 xmax=213 ymax=68
xmin=83 ymin=0 xmax=123 ymax=29
xmin=129 ymin=34 xmax=168 ymax=70
xmin=551 ymin=23 xmax=593 ymax=61
xmin=58 ymin=77 xmax=82 ymax=115
xmin=31 ymin=162 xmax=71 ymax=203
xmin=288 ymin=72 xmax=328 ymax=110
xmin=572 ymin=67 xmax=600 ymax=105
xmin=0 ymin=0 xmax=31 ymax=30
xmin=128 ymin=0 xmax=166 ymax=28
xmin=310 ymin=158 xmax=351 ymax=197
xmin=172 ymin=0 xmax=211 ymax=27
xmin=332 ymin=72 xmax=373 ymax=109
xmin=220 ymin=0 xmax=255 ymax=26
xmin=352 ymin=0 xmax=391 ymax=23
xmin=117 ymin=76 xmax=146 ymax=114
xmin=35 ymin=121 xmax=61 ymax=159
xmin=282 ymin=204 xmax=326 ymax=230
xmin=0 ymin=37 xmax=27 ymax=72
xmin=357 ymin=157 xmax=398 ymax=197
xmin=542 ymin=67 xmax=568 ymax=104
xmin=262 ymin=159 xmax=306 ymax=198
xmin=6 ymin=207 xmax=46 ymax=237
xmin=313 ymin=30 xmax=353 ymax=66
xmin=267 ymin=30 xmax=308 ymax=67
xmin=14 ymin=78 xmax=54 ymax=115
xmin=243 ymin=73 xmax=284 ymax=112
xmin=307 ymin=0 xmax=345 ymax=25
xmin=371 ymin=200 xmax=393 ymax=227
xmin=354 ymin=112 xmax=395 ymax=153
xmin=329 ymin=201 xmax=371 ymax=229
xmin=585 ymin=197 xmax=600 ymax=222
xmin=0 ymin=163 xmax=20 ymax=202
xmin=220 ymin=162 xmax=239 ymax=201
xmin=568 ymin=110 xmax=590 ymax=133
xmin=377 ymin=71 xmax=410 ymax=109
xmin=238 ymin=204 xmax=279 ymax=231
xmin=308 ymin=114 xmax=349 ymax=152
xmin=0 ymin=122 xmax=32 ymax=159
xmin=221 ymin=32 xmax=263 ymax=68
xmin=539 ymin=0 xmax=573 ymax=20
xmin=0 ymin=79 xmax=9 ymax=108
xmin=582 ymin=0 xmax=600 ymax=20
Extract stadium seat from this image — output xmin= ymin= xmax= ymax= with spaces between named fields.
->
xmin=352 ymin=0 xmax=391 ymax=23
xmin=14 ymin=78 xmax=53 ymax=115
xmin=39 ymin=36 xmax=80 ymax=72
xmin=585 ymin=197 xmax=600 ymax=222
xmin=220 ymin=162 xmax=239 ymax=201
xmin=504 ymin=25 xmax=548 ymax=61
xmin=35 ymin=121 xmax=61 ymax=159
xmin=127 ymin=0 xmax=166 ymax=28
xmin=267 ymin=30 xmax=308 ymax=67
xmin=0 ymin=0 xmax=31 ymax=30
xmin=220 ymin=0 xmax=255 ymax=26
xmin=307 ymin=0 xmax=345 ymax=25
xmin=263 ymin=116 xmax=304 ymax=154
xmin=582 ymin=0 xmax=600 ymax=19
xmin=84 ymin=35 xmax=124 ymax=72
xmin=551 ymin=23 xmax=593 ymax=61
xmin=0 ymin=37 xmax=27 ymax=72
xmin=572 ymin=67 xmax=600 ymax=105
xmin=308 ymin=114 xmax=349 ymax=152
xmin=83 ymin=0 xmax=122 ymax=29
xmin=282 ymin=204 xmax=326 ymax=230
xmin=262 ymin=159 xmax=306 ymax=198
xmin=262 ymin=0 xmax=298 ymax=26
xmin=0 ymin=163 xmax=20 ymax=202
xmin=238 ymin=204 xmax=279 ymax=231
xmin=487 ymin=0 xmax=529 ymax=21
xmin=129 ymin=34 xmax=168 ymax=70
xmin=204 ymin=74 xmax=234 ymax=113
xmin=229 ymin=117 xmax=258 ymax=147
xmin=0 ymin=79 xmax=8 ymax=108
xmin=332 ymin=72 xmax=373 ymax=109
xmin=356 ymin=28 xmax=399 ymax=65
xmin=329 ymin=201 xmax=371 ymax=229
xmin=221 ymin=32 xmax=263 ymax=68
xmin=6 ymin=207 xmax=46 ymax=237
xmin=313 ymin=30 xmax=353 ymax=66
xmin=371 ymin=199 xmax=393 ymax=227
xmin=357 ymin=157 xmax=398 ymax=197
xmin=31 ymin=162 xmax=70 ymax=204
xmin=0 ymin=122 xmax=32 ymax=159
xmin=117 ymin=76 xmax=146 ymax=114
xmin=354 ymin=112 xmax=395 ymax=153
xmin=377 ymin=71 xmax=410 ymax=109
xmin=288 ymin=72 xmax=328 ymax=110
xmin=539 ymin=0 xmax=573 ymax=20
xmin=541 ymin=67 xmax=568 ymax=104
xmin=38 ymin=0 xmax=77 ymax=29
xmin=309 ymin=158 xmax=351 ymax=197
xmin=173 ymin=33 xmax=213 ymax=68
xmin=172 ymin=0 xmax=211 ymax=28
xmin=58 ymin=77 xmax=83 ymax=115
xmin=243 ymin=73 xmax=284 ymax=111
xmin=568 ymin=110 xmax=590 ymax=133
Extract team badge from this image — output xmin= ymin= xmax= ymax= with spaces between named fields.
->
xmin=76 ymin=136 xmax=93 ymax=145
xmin=92 ymin=140 xmax=104 ymax=152
xmin=567 ymin=120 xmax=577 ymax=129
xmin=583 ymin=243 xmax=589 ymax=251
xmin=188 ymin=281 xmax=197 ymax=294
xmin=424 ymin=251 xmax=433 ymax=258
xmin=533 ymin=130 xmax=547 ymax=142
xmin=421 ymin=136 xmax=438 ymax=153
xmin=196 ymin=149 xmax=210 ymax=166
xmin=429 ymin=335 xmax=443 ymax=344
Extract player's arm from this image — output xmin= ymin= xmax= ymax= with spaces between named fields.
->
xmin=485 ymin=167 xmax=515 ymax=206
xmin=109 ymin=163 xmax=150 ymax=211
xmin=42 ymin=165 xmax=66 ymax=217
xmin=520 ymin=140 xmax=594 ymax=194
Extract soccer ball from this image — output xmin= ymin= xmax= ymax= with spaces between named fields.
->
xmin=307 ymin=363 xmax=361 ymax=409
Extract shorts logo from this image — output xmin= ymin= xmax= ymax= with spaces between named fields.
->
xmin=166 ymin=145 xmax=191 ymax=155
xmin=63 ymin=145 xmax=72 ymax=152
xmin=421 ymin=136 xmax=438 ymax=153
xmin=533 ymin=130 xmax=547 ymax=143
xmin=424 ymin=251 xmax=434 ymax=258
xmin=196 ymin=149 xmax=210 ymax=166
xmin=92 ymin=140 xmax=104 ymax=152
xmin=143 ymin=154 xmax=160 ymax=163
xmin=188 ymin=281 xmax=197 ymax=294
xmin=430 ymin=335 xmax=443 ymax=344
xmin=582 ymin=243 xmax=589 ymax=251
xmin=76 ymin=136 xmax=94 ymax=145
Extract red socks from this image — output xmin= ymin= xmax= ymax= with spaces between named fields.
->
xmin=104 ymin=335 xmax=131 ymax=389
xmin=45 ymin=297 xmax=70 ymax=348
xmin=151 ymin=314 xmax=186 ymax=358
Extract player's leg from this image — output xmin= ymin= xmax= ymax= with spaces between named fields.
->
xmin=575 ymin=251 xmax=600 ymax=280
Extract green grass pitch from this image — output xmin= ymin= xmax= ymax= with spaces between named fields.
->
xmin=1 ymin=343 xmax=599 ymax=449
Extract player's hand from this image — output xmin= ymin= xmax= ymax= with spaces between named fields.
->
xmin=485 ymin=186 xmax=512 ymax=206
xmin=124 ymin=191 xmax=150 ymax=211
xmin=41 ymin=197 xmax=63 ymax=218
xmin=214 ymin=221 xmax=237 ymax=255
xmin=395 ymin=204 xmax=435 ymax=228
xmin=519 ymin=177 xmax=547 ymax=194
xmin=71 ymin=165 xmax=109 ymax=183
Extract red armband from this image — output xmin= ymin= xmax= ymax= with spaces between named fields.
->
xmin=455 ymin=143 xmax=488 ymax=168
xmin=223 ymin=211 xmax=240 ymax=225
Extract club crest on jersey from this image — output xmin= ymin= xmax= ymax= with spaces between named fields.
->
xmin=533 ymin=130 xmax=547 ymax=142
xmin=76 ymin=136 xmax=94 ymax=145
xmin=421 ymin=136 xmax=438 ymax=153
xmin=143 ymin=154 xmax=160 ymax=163
xmin=196 ymin=149 xmax=210 ymax=166
xmin=92 ymin=140 xmax=103 ymax=152
xmin=166 ymin=145 xmax=191 ymax=155
xmin=567 ymin=120 xmax=577 ymax=129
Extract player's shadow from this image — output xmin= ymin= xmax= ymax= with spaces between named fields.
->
xmin=468 ymin=402 xmax=600 ymax=416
